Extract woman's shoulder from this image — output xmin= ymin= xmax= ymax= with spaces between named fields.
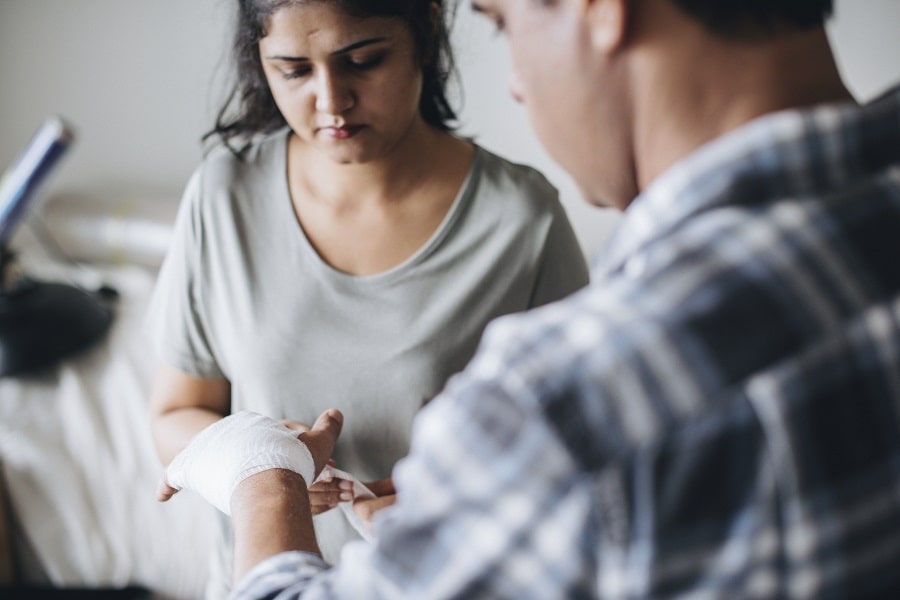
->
xmin=195 ymin=128 xmax=289 ymax=186
xmin=179 ymin=128 xmax=289 ymax=218
xmin=471 ymin=144 xmax=562 ymax=217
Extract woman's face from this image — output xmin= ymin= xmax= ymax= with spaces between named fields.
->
xmin=259 ymin=2 xmax=425 ymax=164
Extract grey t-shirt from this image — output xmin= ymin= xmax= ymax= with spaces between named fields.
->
xmin=147 ymin=128 xmax=588 ymax=591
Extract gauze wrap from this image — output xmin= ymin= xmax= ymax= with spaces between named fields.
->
xmin=165 ymin=411 xmax=315 ymax=515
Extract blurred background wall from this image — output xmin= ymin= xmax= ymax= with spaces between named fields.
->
xmin=2 ymin=0 xmax=899 ymax=261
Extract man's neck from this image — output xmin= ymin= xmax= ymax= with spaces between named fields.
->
xmin=630 ymin=16 xmax=854 ymax=192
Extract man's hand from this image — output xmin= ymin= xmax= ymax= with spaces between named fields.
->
xmin=294 ymin=409 xmax=344 ymax=478
xmin=280 ymin=418 xmax=353 ymax=515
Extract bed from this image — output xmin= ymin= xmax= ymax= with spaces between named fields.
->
xmin=0 ymin=201 xmax=218 ymax=599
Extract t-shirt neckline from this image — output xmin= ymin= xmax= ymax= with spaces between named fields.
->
xmin=275 ymin=128 xmax=482 ymax=286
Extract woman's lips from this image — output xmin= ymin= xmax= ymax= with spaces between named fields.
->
xmin=321 ymin=125 xmax=364 ymax=139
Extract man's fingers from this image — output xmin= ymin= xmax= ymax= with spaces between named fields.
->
xmin=309 ymin=478 xmax=354 ymax=504
xmin=281 ymin=419 xmax=312 ymax=433
xmin=309 ymin=472 xmax=353 ymax=515
xmin=312 ymin=408 xmax=343 ymax=439
xmin=302 ymin=409 xmax=344 ymax=475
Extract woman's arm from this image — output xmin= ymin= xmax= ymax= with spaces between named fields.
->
xmin=149 ymin=362 xmax=231 ymax=466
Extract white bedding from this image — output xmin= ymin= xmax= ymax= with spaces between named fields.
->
xmin=0 ymin=233 xmax=217 ymax=598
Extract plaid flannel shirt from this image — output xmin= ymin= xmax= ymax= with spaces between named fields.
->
xmin=232 ymin=85 xmax=900 ymax=599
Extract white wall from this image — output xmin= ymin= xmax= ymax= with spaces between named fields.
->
xmin=0 ymin=0 xmax=232 ymax=215
xmin=2 ymin=0 xmax=899 ymax=260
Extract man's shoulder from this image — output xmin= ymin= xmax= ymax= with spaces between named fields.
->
xmin=467 ymin=280 xmax=688 ymax=460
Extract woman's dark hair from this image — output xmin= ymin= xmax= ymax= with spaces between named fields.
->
xmin=206 ymin=0 xmax=458 ymax=154
xmin=671 ymin=0 xmax=834 ymax=38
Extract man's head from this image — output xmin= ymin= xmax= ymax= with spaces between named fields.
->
xmin=471 ymin=0 xmax=841 ymax=210
xmin=668 ymin=0 xmax=833 ymax=39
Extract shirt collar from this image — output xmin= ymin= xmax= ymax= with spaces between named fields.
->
xmin=594 ymin=84 xmax=900 ymax=278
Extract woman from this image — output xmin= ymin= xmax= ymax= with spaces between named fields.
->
xmin=146 ymin=0 xmax=588 ymax=595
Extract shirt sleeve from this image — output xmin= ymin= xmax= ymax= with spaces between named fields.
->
xmin=145 ymin=167 xmax=224 ymax=378
xmin=529 ymin=200 xmax=590 ymax=309
xmin=230 ymin=322 xmax=595 ymax=599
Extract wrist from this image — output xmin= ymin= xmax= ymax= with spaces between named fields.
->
xmin=163 ymin=411 xmax=316 ymax=515
xmin=231 ymin=468 xmax=309 ymax=513
xmin=231 ymin=468 xmax=321 ymax=579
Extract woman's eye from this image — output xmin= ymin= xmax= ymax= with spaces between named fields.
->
xmin=282 ymin=66 xmax=311 ymax=80
xmin=347 ymin=53 xmax=385 ymax=70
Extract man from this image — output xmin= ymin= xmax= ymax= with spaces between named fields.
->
xmin=160 ymin=0 xmax=900 ymax=597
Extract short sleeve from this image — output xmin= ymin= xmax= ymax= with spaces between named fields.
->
xmin=145 ymin=168 xmax=224 ymax=378
xmin=529 ymin=198 xmax=590 ymax=308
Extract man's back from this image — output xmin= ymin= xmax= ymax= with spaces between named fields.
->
xmin=512 ymin=86 xmax=900 ymax=597
xmin=228 ymin=88 xmax=900 ymax=599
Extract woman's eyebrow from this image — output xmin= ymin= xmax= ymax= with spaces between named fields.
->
xmin=266 ymin=36 xmax=390 ymax=62
xmin=333 ymin=36 xmax=389 ymax=55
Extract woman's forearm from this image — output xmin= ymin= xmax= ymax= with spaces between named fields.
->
xmin=151 ymin=406 xmax=226 ymax=465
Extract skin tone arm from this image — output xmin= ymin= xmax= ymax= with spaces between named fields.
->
xmin=149 ymin=362 xmax=231 ymax=466
xmin=230 ymin=469 xmax=321 ymax=577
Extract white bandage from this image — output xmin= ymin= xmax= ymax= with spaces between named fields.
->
xmin=165 ymin=411 xmax=316 ymax=515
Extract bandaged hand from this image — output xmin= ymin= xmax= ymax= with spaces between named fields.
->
xmin=160 ymin=411 xmax=316 ymax=515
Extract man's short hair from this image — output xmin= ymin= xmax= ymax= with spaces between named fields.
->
xmin=671 ymin=0 xmax=834 ymax=38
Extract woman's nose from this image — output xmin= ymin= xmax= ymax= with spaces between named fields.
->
xmin=315 ymin=71 xmax=354 ymax=115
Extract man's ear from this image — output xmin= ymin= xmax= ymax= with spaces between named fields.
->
xmin=585 ymin=0 xmax=630 ymax=53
